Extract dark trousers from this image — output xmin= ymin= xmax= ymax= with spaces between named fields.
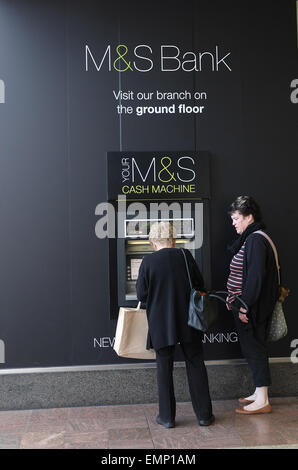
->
xmin=234 ymin=314 xmax=271 ymax=387
xmin=155 ymin=341 xmax=213 ymax=423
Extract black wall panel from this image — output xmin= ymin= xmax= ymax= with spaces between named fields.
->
xmin=0 ymin=0 xmax=297 ymax=368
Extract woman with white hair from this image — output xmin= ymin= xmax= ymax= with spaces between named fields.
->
xmin=136 ymin=221 xmax=214 ymax=428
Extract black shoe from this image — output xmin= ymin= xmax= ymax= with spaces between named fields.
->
xmin=156 ymin=415 xmax=175 ymax=429
xmin=198 ymin=414 xmax=215 ymax=426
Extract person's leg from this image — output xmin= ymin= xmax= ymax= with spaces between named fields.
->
xmin=244 ymin=386 xmax=269 ymax=409
xmin=180 ymin=342 xmax=213 ymax=422
xmin=242 ymin=389 xmax=257 ymax=401
xmin=155 ymin=345 xmax=176 ymax=423
xmin=235 ymin=319 xmax=271 ymax=411
xmin=248 ymin=386 xmax=269 ymax=407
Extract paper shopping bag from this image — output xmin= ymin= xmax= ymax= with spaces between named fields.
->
xmin=113 ymin=303 xmax=156 ymax=360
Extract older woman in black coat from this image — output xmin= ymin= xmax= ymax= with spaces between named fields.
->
xmin=226 ymin=196 xmax=279 ymax=414
xmin=136 ymin=221 xmax=214 ymax=428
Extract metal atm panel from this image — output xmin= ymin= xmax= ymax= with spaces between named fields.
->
xmin=119 ymin=216 xmax=198 ymax=304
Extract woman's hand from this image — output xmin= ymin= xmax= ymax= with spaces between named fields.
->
xmin=225 ymin=296 xmax=232 ymax=311
xmin=239 ymin=307 xmax=249 ymax=323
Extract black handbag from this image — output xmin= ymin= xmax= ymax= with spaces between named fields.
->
xmin=181 ymin=249 xmax=249 ymax=332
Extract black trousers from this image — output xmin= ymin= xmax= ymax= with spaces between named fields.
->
xmin=155 ymin=341 xmax=213 ymax=423
xmin=233 ymin=313 xmax=271 ymax=387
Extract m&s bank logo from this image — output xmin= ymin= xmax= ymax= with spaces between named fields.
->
xmin=85 ymin=44 xmax=232 ymax=72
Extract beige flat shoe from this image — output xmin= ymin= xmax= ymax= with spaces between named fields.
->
xmin=235 ymin=404 xmax=272 ymax=415
xmin=238 ymin=397 xmax=254 ymax=405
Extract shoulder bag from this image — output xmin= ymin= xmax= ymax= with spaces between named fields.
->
xmin=181 ymin=249 xmax=248 ymax=332
xmin=254 ymin=230 xmax=289 ymax=342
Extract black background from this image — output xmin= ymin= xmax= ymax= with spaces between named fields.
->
xmin=0 ymin=0 xmax=297 ymax=368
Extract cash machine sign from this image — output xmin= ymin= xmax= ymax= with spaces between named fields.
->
xmin=107 ymin=151 xmax=211 ymax=200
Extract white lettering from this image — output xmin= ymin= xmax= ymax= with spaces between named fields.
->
xmin=194 ymin=91 xmax=207 ymax=99
xmin=177 ymin=156 xmax=196 ymax=182
xmin=101 ymin=455 xmax=136 ymax=467
xmin=182 ymin=52 xmax=197 ymax=72
xmin=95 ymin=203 xmax=115 ymax=239
xmin=133 ymin=45 xmax=153 ymax=72
xmin=94 ymin=337 xmax=115 ymax=348
xmin=132 ymin=158 xmax=156 ymax=182
xmin=85 ymin=45 xmax=111 ymax=71
xmin=203 ymin=332 xmax=238 ymax=343
xmin=199 ymin=51 xmax=215 ymax=71
xmin=161 ymin=45 xmax=181 ymax=71
xmin=146 ymin=454 xmax=196 ymax=465
xmin=215 ymin=45 xmax=232 ymax=71
xmin=85 ymin=44 xmax=232 ymax=73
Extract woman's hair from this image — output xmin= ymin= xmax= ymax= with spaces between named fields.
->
xmin=149 ymin=221 xmax=176 ymax=246
xmin=229 ymin=195 xmax=262 ymax=221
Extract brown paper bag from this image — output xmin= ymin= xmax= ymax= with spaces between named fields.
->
xmin=113 ymin=302 xmax=156 ymax=359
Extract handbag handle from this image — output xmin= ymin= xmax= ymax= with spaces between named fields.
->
xmin=253 ymin=230 xmax=280 ymax=285
xmin=190 ymin=289 xmax=249 ymax=314
xmin=181 ymin=248 xmax=193 ymax=289
xmin=181 ymin=249 xmax=249 ymax=313
xmin=208 ymin=290 xmax=249 ymax=313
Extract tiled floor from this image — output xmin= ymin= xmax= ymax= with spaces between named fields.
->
xmin=0 ymin=397 xmax=297 ymax=449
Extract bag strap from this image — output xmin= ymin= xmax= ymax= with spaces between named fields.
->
xmin=181 ymin=250 xmax=249 ymax=313
xmin=208 ymin=290 xmax=249 ymax=312
xmin=253 ymin=230 xmax=280 ymax=285
xmin=181 ymin=249 xmax=193 ymax=289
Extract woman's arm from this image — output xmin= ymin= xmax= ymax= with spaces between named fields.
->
xmin=241 ymin=235 xmax=267 ymax=310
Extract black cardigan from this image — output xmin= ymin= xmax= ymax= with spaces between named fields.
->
xmin=136 ymin=247 xmax=204 ymax=351
xmin=240 ymin=233 xmax=279 ymax=325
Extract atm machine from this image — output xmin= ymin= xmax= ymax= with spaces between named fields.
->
xmin=106 ymin=151 xmax=211 ymax=319
xmin=122 ymin=217 xmax=196 ymax=302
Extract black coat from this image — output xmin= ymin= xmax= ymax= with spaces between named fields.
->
xmin=240 ymin=233 xmax=279 ymax=326
xmin=136 ymin=248 xmax=204 ymax=351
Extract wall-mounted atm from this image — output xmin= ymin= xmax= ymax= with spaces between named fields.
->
xmin=107 ymin=151 xmax=211 ymax=319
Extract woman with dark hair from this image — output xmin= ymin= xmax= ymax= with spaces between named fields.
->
xmin=226 ymin=196 xmax=279 ymax=414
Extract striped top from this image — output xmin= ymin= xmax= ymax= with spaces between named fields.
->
xmin=227 ymin=242 xmax=246 ymax=305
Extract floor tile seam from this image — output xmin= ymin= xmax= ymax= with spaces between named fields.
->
xmin=1 ymin=397 xmax=297 ymax=416
xmin=143 ymin=409 xmax=156 ymax=449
